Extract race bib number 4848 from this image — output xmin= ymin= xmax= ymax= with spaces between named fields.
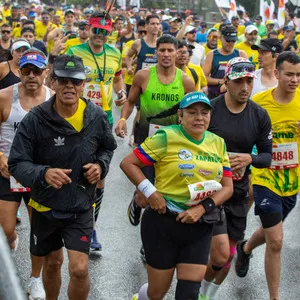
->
xmin=270 ymin=142 xmax=298 ymax=169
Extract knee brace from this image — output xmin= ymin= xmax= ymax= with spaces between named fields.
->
xmin=175 ymin=279 xmax=201 ymax=300
xmin=212 ymin=265 xmax=223 ymax=271
xmin=224 ymin=246 xmax=237 ymax=269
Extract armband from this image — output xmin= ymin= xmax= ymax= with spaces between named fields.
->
xmin=200 ymin=197 xmax=216 ymax=213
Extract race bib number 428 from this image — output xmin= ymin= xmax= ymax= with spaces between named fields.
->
xmin=270 ymin=142 xmax=298 ymax=169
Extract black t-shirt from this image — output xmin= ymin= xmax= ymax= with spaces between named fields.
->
xmin=208 ymin=95 xmax=272 ymax=209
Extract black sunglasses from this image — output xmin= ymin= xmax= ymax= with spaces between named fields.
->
xmin=138 ymin=30 xmax=146 ymax=34
xmin=21 ymin=66 xmax=45 ymax=76
xmin=54 ymin=77 xmax=84 ymax=86
xmin=79 ymin=25 xmax=88 ymax=31
xmin=1 ymin=30 xmax=11 ymax=34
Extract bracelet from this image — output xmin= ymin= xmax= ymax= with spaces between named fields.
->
xmin=138 ymin=179 xmax=157 ymax=199
xmin=200 ymin=197 xmax=216 ymax=213
xmin=48 ymin=54 xmax=57 ymax=64
xmin=117 ymin=118 xmax=127 ymax=123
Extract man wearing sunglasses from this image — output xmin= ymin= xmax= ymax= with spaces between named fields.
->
xmin=199 ymin=57 xmax=272 ymax=300
xmin=203 ymin=28 xmax=219 ymax=56
xmin=8 ymin=54 xmax=117 ymax=300
xmin=0 ymin=49 xmax=54 ymax=300
xmin=203 ymin=25 xmax=248 ymax=99
xmin=63 ymin=20 xmax=89 ymax=54
xmin=0 ymin=23 xmax=13 ymax=63
xmin=65 ymin=11 xmax=125 ymax=251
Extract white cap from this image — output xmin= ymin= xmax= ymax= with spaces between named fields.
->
xmin=162 ymin=15 xmax=171 ymax=21
xmin=11 ymin=40 xmax=31 ymax=54
xmin=20 ymin=16 xmax=28 ymax=21
xmin=245 ymin=25 xmax=258 ymax=34
xmin=184 ymin=25 xmax=195 ymax=35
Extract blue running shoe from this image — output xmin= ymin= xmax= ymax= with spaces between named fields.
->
xmin=90 ymin=230 xmax=102 ymax=251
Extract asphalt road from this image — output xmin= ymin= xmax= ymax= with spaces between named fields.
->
xmin=10 ymin=107 xmax=300 ymax=300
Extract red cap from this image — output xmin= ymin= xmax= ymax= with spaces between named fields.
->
xmin=185 ymin=10 xmax=192 ymax=15
xmin=88 ymin=17 xmax=113 ymax=32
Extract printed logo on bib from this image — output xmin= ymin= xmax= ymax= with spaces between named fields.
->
xmin=178 ymin=149 xmax=193 ymax=161
xmin=270 ymin=142 xmax=298 ymax=169
xmin=83 ymin=84 xmax=108 ymax=106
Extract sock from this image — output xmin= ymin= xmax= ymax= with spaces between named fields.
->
xmin=138 ymin=283 xmax=149 ymax=300
xmin=94 ymin=188 xmax=104 ymax=223
xmin=207 ymin=282 xmax=220 ymax=300
xmin=199 ymin=279 xmax=211 ymax=295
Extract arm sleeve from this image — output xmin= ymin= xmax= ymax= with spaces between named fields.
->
xmin=133 ymin=130 xmax=167 ymax=166
xmin=251 ymin=110 xmax=273 ymax=168
xmin=8 ymin=114 xmax=50 ymax=189
xmin=96 ymin=113 xmax=117 ymax=180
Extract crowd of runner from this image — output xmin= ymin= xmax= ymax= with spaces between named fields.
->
xmin=0 ymin=2 xmax=299 ymax=300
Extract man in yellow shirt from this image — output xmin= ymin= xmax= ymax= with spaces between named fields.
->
xmin=231 ymin=16 xmax=245 ymax=36
xmin=235 ymin=25 xmax=259 ymax=68
xmin=35 ymin=10 xmax=56 ymax=41
xmin=1 ymin=2 xmax=11 ymax=18
xmin=235 ymin=52 xmax=300 ymax=300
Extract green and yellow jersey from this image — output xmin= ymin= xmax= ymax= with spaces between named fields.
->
xmin=252 ymin=88 xmax=300 ymax=196
xmin=67 ymin=42 xmax=122 ymax=124
xmin=235 ymin=41 xmax=259 ymax=69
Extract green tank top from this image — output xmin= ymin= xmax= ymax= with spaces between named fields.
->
xmin=137 ymin=66 xmax=185 ymax=144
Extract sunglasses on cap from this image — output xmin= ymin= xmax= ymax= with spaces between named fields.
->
xmin=54 ymin=77 xmax=84 ymax=86
xmin=229 ymin=62 xmax=255 ymax=73
xmin=1 ymin=30 xmax=11 ymax=34
xmin=21 ymin=66 xmax=45 ymax=76
xmin=91 ymin=27 xmax=109 ymax=36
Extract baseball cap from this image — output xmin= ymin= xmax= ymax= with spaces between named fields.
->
xmin=231 ymin=16 xmax=239 ymax=20
xmin=20 ymin=16 xmax=28 ymax=21
xmin=88 ymin=15 xmax=113 ymax=32
xmin=245 ymin=25 xmax=258 ymax=34
xmin=251 ymin=38 xmax=283 ymax=53
xmin=53 ymin=55 xmax=86 ymax=80
xmin=221 ymin=25 xmax=238 ymax=42
xmin=184 ymin=25 xmax=196 ymax=35
xmin=19 ymin=51 xmax=47 ymax=69
xmin=283 ymin=25 xmax=294 ymax=31
xmin=11 ymin=40 xmax=31 ymax=53
xmin=255 ymin=15 xmax=262 ymax=20
xmin=28 ymin=11 xmax=36 ymax=17
xmin=207 ymin=28 xmax=218 ymax=35
xmin=266 ymin=19 xmax=275 ymax=26
xmin=170 ymin=17 xmax=181 ymax=23
xmin=225 ymin=57 xmax=257 ymax=80
xmin=162 ymin=15 xmax=171 ymax=21
xmin=64 ymin=8 xmax=75 ymax=16
xmin=78 ymin=20 xmax=88 ymax=27
xmin=180 ymin=92 xmax=213 ymax=109
xmin=185 ymin=10 xmax=192 ymax=15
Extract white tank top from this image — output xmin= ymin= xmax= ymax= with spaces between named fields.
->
xmin=251 ymin=69 xmax=278 ymax=97
xmin=0 ymin=83 xmax=51 ymax=157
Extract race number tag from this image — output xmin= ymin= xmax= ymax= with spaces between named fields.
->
xmin=227 ymin=152 xmax=246 ymax=181
xmin=83 ymin=84 xmax=108 ymax=106
xmin=186 ymin=180 xmax=222 ymax=207
xmin=148 ymin=123 xmax=165 ymax=137
xmin=10 ymin=176 xmax=30 ymax=192
xmin=142 ymin=62 xmax=156 ymax=69
xmin=270 ymin=142 xmax=298 ymax=169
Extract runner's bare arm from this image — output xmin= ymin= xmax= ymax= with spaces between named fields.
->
xmin=113 ymin=74 xmax=127 ymax=106
xmin=176 ymin=15 xmax=193 ymax=40
xmin=125 ymin=39 xmax=141 ymax=73
xmin=0 ymin=61 xmax=8 ymax=81
xmin=47 ymin=27 xmax=60 ymax=42
xmin=238 ymin=50 xmax=248 ymax=59
xmin=203 ymin=51 xmax=222 ymax=86
xmin=119 ymin=16 xmax=133 ymax=38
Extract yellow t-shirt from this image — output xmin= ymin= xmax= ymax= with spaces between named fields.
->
xmin=107 ymin=30 xmax=119 ymax=47
xmin=252 ymin=88 xmax=300 ymax=196
xmin=29 ymin=99 xmax=87 ymax=212
xmin=186 ymin=62 xmax=207 ymax=91
xmin=296 ymin=34 xmax=300 ymax=50
xmin=122 ymin=39 xmax=135 ymax=86
xmin=12 ymin=27 xmax=21 ymax=39
xmin=35 ymin=21 xmax=57 ymax=41
xmin=237 ymin=25 xmax=245 ymax=36
xmin=235 ymin=41 xmax=259 ymax=69
xmin=63 ymin=37 xmax=83 ymax=54
xmin=1 ymin=8 xmax=11 ymax=18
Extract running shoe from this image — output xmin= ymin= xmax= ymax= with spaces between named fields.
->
xmin=131 ymin=294 xmax=138 ymax=300
xmin=16 ymin=208 xmax=21 ymax=223
xmin=27 ymin=277 xmax=46 ymax=300
xmin=198 ymin=295 xmax=210 ymax=300
xmin=235 ymin=240 xmax=252 ymax=277
xmin=90 ymin=230 xmax=102 ymax=251
xmin=127 ymin=191 xmax=141 ymax=226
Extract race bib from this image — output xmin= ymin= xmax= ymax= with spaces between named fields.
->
xmin=10 ymin=176 xmax=30 ymax=192
xmin=148 ymin=123 xmax=165 ymax=137
xmin=142 ymin=62 xmax=156 ymax=69
xmin=186 ymin=180 xmax=222 ymax=207
xmin=270 ymin=142 xmax=298 ymax=169
xmin=227 ymin=152 xmax=246 ymax=181
xmin=83 ymin=84 xmax=109 ymax=106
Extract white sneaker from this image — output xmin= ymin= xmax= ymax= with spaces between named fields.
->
xmin=27 ymin=277 xmax=46 ymax=300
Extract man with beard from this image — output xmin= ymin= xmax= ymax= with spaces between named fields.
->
xmin=203 ymin=28 xmax=219 ymax=56
xmin=235 ymin=25 xmax=259 ymax=69
xmin=0 ymin=23 xmax=13 ymax=62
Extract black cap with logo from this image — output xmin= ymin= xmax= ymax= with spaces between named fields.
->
xmin=53 ymin=55 xmax=86 ymax=80
xmin=251 ymin=38 xmax=283 ymax=53
xmin=221 ymin=25 xmax=238 ymax=42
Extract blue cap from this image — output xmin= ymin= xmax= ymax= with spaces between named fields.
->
xmin=179 ymin=92 xmax=213 ymax=109
xmin=28 ymin=11 xmax=36 ymax=17
xmin=283 ymin=25 xmax=294 ymax=31
xmin=19 ymin=52 xmax=47 ymax=69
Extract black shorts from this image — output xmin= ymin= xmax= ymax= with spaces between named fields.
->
xmin=141 ymin=207 xmax=213 ymax=270
xmin=212 ymin=187 xmax=249 ymax=241
xmin=0 ymin=175 xmax=30 ymax=204
xmin=253 ymin=185 xmax=297 ymax=228
xmin=30 ymin=207 xmax=93 ymax=257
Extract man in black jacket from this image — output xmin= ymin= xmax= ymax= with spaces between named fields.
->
xmin=8 ymin=55 xmax=117 ymax=300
